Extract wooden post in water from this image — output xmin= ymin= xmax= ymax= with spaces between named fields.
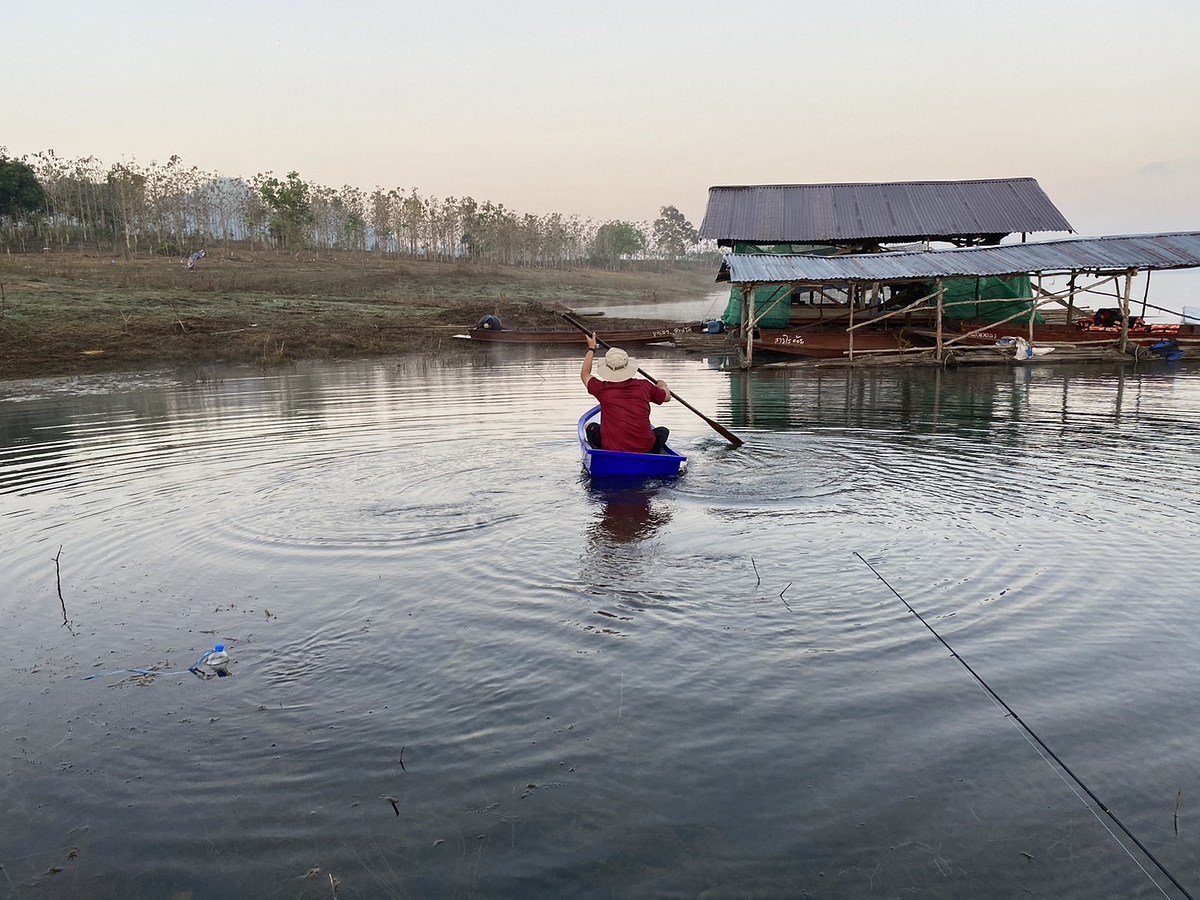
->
xmin=935 ymin=278 xmax=944 ymax=361
xmin=1030 ymin=274 xmax=1041 ymax=344
xmin=1066 ymin=273 xmax=1077 ymax=324
xmin=744 ymin=284 xmax=757 ymax=368
xmin=1119 ymin=269 xmax=1134 ymax=354
xmin=848 ymin=283 xmax=856 ymax=360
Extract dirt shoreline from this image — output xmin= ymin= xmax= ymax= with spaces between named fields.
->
xmin=0 ymin=250 xmax=718 ymax=381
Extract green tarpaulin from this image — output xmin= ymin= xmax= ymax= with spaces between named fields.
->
xmin=721 ymin=286 xmax=792 ymax=329
xmin=938 ymin=275 xmax=1043 ymax=324
xmin=717 ymin=263 xmax=1041 ymax=329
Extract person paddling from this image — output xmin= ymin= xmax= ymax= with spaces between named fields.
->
xmin=580 ymin=332 xmax=672 ymax=453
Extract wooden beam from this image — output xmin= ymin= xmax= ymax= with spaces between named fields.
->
xmin=846 ymin=287 xmax=939 ymax=331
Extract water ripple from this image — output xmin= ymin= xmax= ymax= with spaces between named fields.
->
xmin=5 ymin=357 xmax=1200 ymax=898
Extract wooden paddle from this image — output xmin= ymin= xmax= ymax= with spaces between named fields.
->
xmin=558 ymin=311 xmax=744 ymax=448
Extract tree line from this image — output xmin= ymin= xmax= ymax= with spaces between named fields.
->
xmin=0 ymin=149 xmax=706 ymax=268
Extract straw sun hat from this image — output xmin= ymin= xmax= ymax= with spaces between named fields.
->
xmin=594 ymin=347 xmax=636 ymax=382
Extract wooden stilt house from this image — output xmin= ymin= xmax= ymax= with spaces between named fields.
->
xmin=699 ymin=178 xmax=1074 ymax=364
xmin=699 ymin=179 xmax=1200 ymax=365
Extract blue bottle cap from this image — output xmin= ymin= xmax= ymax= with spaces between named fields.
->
xmin=215 ymin=644 xmax=224 ymax=652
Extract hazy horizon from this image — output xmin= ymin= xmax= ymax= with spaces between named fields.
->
xmin=7 ymin=1 xmax=1198 ymax=233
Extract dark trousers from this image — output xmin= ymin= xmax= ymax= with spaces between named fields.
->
xmin=587 ymin=423 xmax=669 ymax=453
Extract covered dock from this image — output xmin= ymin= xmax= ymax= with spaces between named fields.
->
xmin=717 ymin=232 xmax=1200 ymax=365
xmin=698 ymin=178 xmax=1077 ymax=343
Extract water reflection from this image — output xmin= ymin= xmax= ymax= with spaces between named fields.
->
xmin=724 ymin=360 xmax=1200 ymax=441
xmin=579 ymin=481 xmax=677 ymax=628
xmin=586 ymin=482 xmax=673 ymax=545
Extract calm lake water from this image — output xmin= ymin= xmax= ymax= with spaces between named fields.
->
xmin=3 ymin=347 xmax=1200 ymax=899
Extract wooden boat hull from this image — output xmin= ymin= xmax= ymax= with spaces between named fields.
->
xmin=459 ymin=323 xmax=705 ymax=345
xmin=753 ymin=328 xmax=927 ymax=359
xmin=958 ymin=321 xmax=1200 ymax=347
xmin=577 ymin=405 xmax=686 ymax=478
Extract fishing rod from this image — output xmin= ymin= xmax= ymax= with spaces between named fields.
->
xmin=854 ymin=551 xmax=1194 ymax=900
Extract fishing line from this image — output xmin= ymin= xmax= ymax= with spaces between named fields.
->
xmin=85 ymin=649 xmax=226 ymax=681
xmin=854 ymin=551 xmax=1193 ymax=900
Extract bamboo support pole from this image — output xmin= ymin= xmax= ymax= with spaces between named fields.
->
xmin=845 ymin=284 xmax=940 ymax=331
xmin=739 ymin=284 xmax=748 ymax=339
xmin=745 ymin=285 xmax=756 ymax=367
xmin=1031 ymin=274 xmax=1122 ymax=309
xmin=1030 ymin=274 xmax=1041 ymax=343
xmin=1119 ymin=269 xmax=1134 ymax=353
xmin=841 ymin=345 xmax=941 ymax=355
xmin=936 ymin=278 xmax=944 ymax=360
xmin=848 ymin=284 xmax=856 ymax=360
xmin=746 ymin=289 xmax=791 ymax=328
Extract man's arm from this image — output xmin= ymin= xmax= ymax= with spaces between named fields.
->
xmin=656 ymin=379 xmax=671 ymax=402
xmin=580 ymin=333 xmax=598 ymax=385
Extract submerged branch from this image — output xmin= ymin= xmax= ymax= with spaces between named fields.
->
xmin=53 ymin=545 xmax=72 ymax=630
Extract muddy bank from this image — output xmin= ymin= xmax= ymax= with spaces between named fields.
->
xmin=0 ymin=250 xmax=715 ymax=380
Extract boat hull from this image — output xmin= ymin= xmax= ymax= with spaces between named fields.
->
xmin=577 ymin=406 xmax=686 ymax=478
xmin=958 ymin=321 xmax=1200 ymax=347
xmin=753 ymin=328 xmax=927 ymax=359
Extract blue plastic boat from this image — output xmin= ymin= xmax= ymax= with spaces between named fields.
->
xmin=577 ymin=405 xmax=686 ymax=478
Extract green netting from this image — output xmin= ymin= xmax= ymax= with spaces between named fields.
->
xmin=721 ymin=286 xmax=792 ymax=328
xmin=717 ymin=270 xmax=1041 ymax=329
xmin=938 ymin=275 xmax=1043 ymax=324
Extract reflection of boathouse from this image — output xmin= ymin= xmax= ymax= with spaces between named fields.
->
xmin=697 ymin=179 xmax=1200 ymax=365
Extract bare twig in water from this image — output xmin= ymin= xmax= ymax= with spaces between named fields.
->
xmin=751 ymin=557 xmax=760 ymax=585
xmin=399 ymin=746 xmax=406 ymax=772
xmin=779 ymin=582 xmax=792 ymax=610
xmin=1176 ymin=790 xmax=1182 ymax=835
xmin=329 ymin=872 xmax=340 ymax=898
xmin=385 ymin=796 xmax=400 ymax=816
xmin=1021 ymin=851 xmax=1035 ymax=861
xmin=53 ymin=545 xmax=71 ymax=629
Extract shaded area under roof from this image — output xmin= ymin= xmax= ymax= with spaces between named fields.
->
xmin=699 ymin=178 xmax=1074 ymax=244
xmin=717 ymin=232 xmax=1200 ymax=284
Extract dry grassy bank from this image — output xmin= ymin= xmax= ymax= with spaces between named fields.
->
xmin=0 ymin=249 xmax=716 ymax=380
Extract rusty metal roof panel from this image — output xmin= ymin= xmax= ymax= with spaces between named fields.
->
xmin=699 ymin=178 xmax=1074 ymax=242
xmin=718 ymin=232 xmax=1200 ymax=283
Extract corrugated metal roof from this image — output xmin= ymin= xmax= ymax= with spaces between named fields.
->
xmin=718 ymin=232 xmax=1200 ymax=284
xmin=698 ymin=178 xmax=1074 ymax=243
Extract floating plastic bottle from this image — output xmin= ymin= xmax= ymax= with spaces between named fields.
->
xmin=205 ymin=644 xmax=230 ymax=673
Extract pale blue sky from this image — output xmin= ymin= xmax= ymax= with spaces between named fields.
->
xmin=6 ymin=0 xmax=1200 ymax=238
